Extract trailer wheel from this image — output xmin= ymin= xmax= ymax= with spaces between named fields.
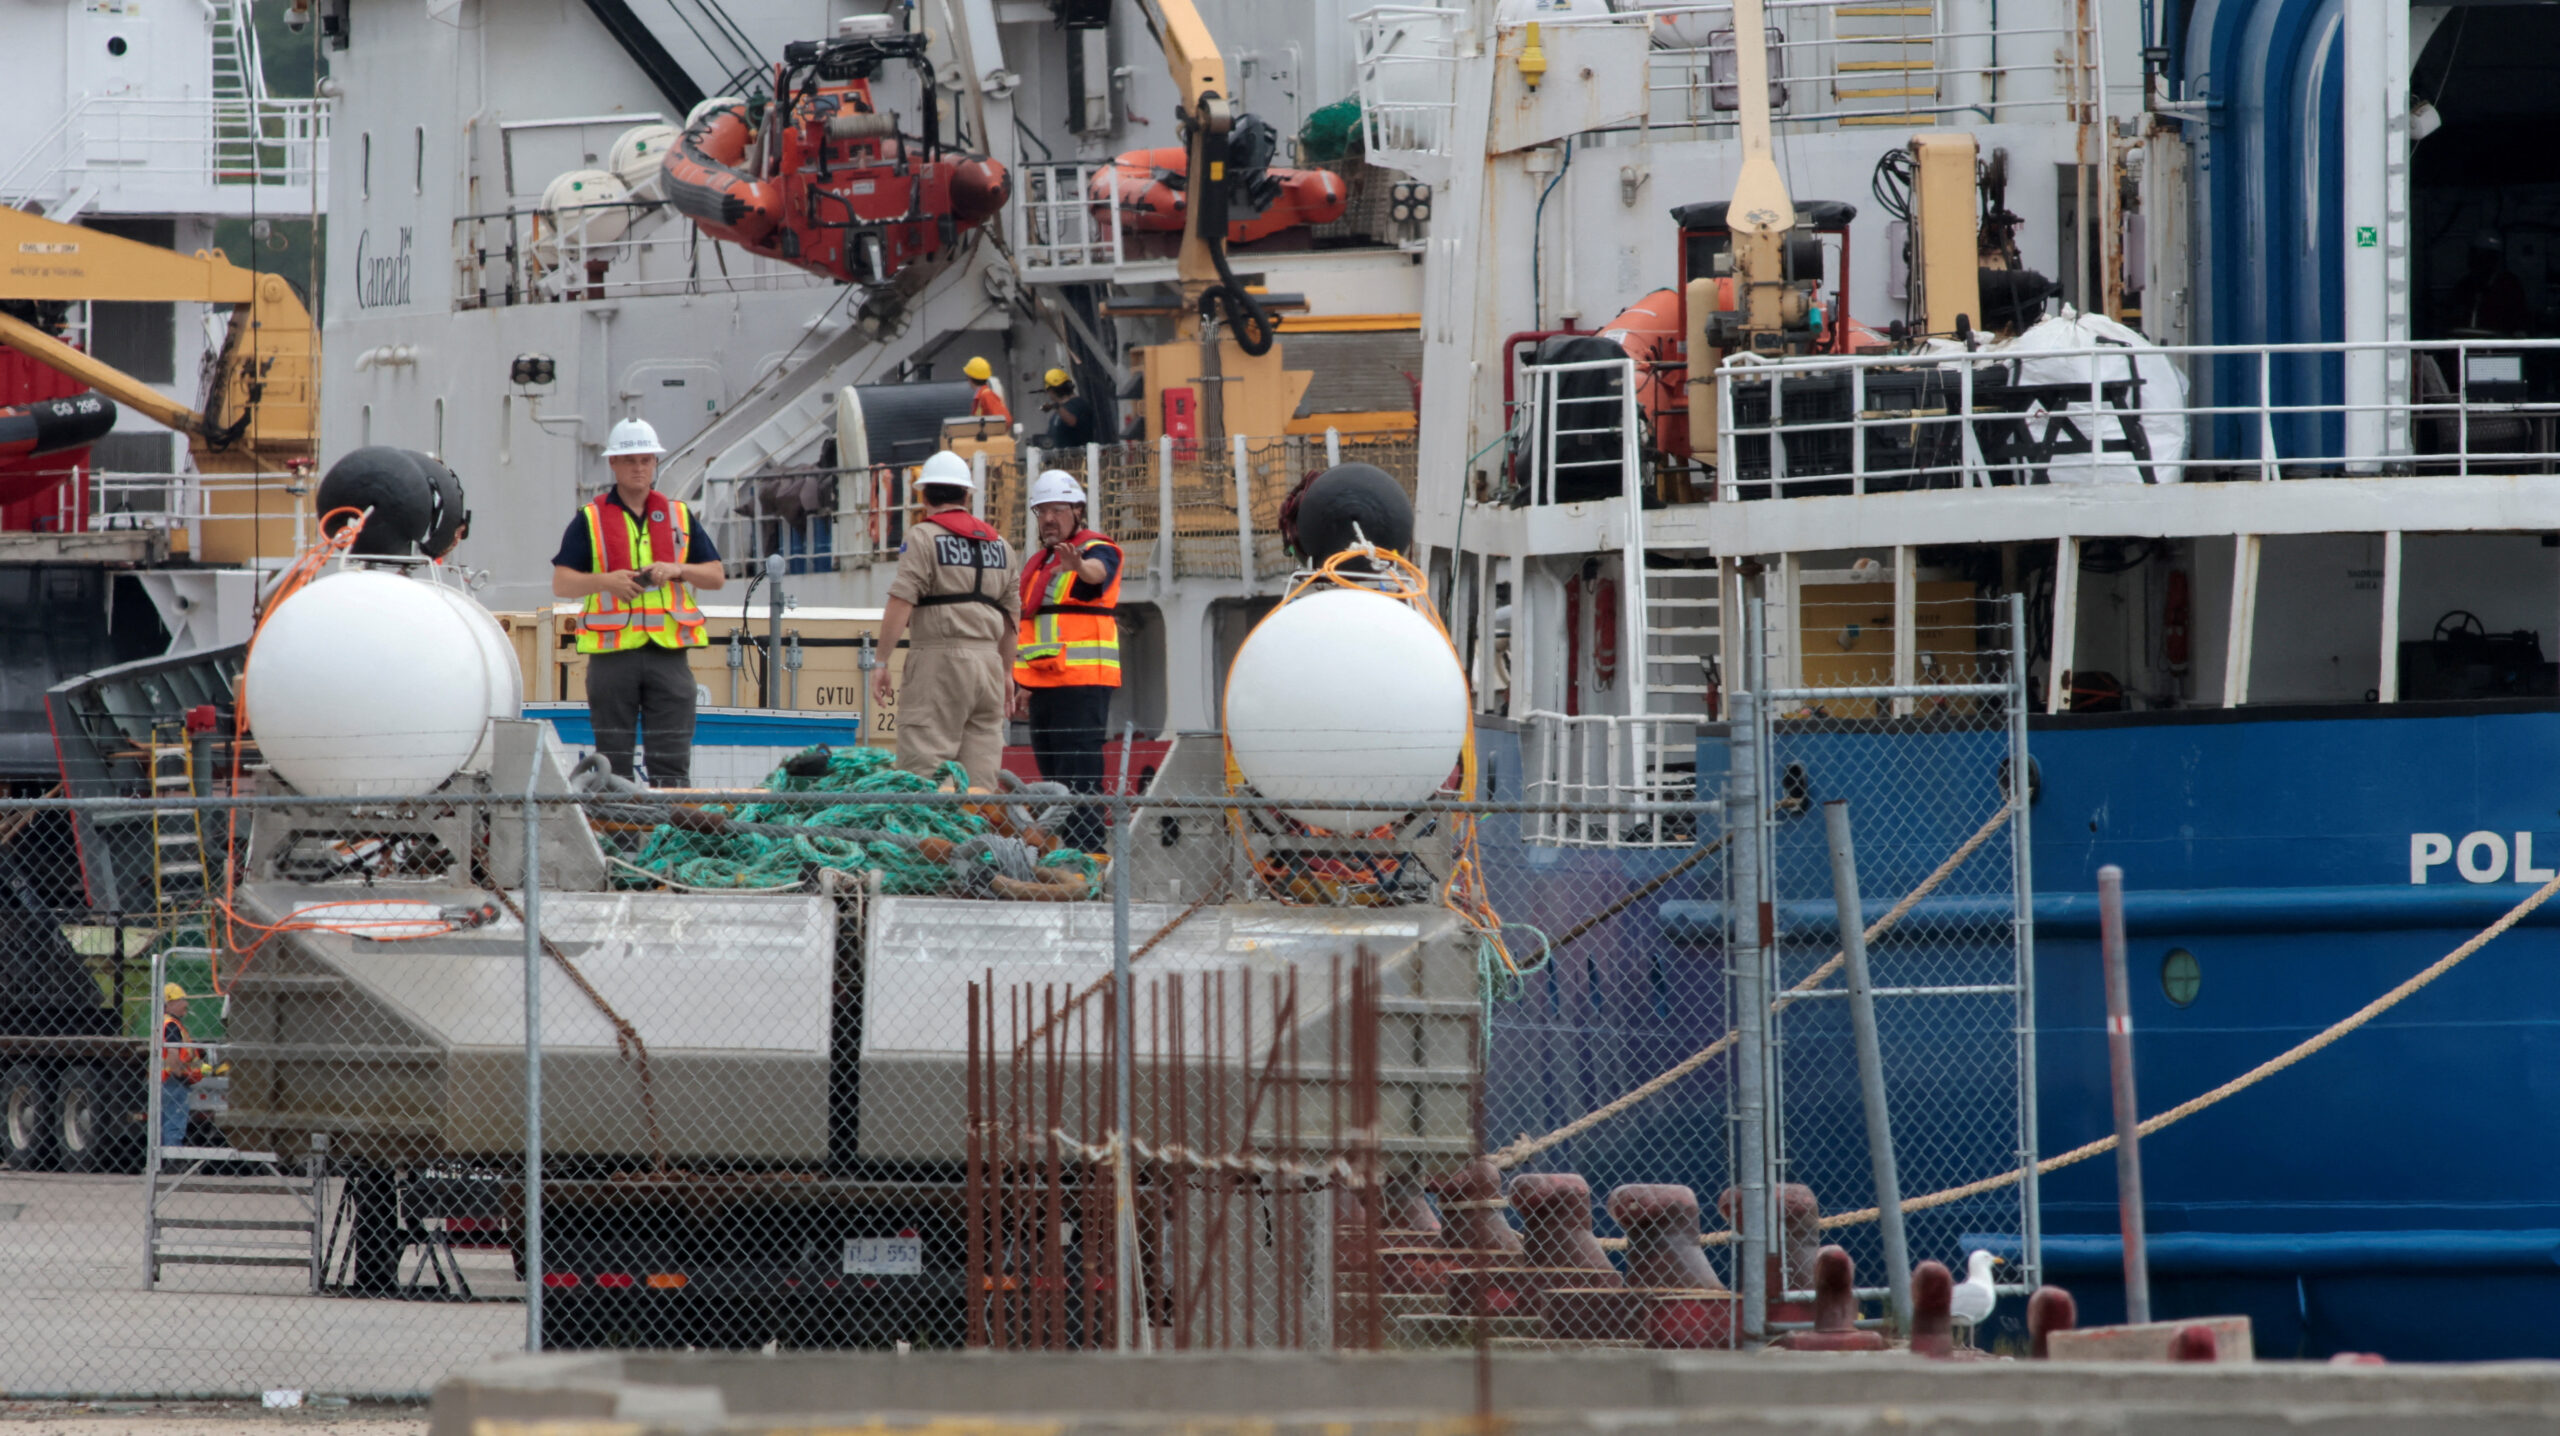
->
xmin=1 ymin=1065 xmax=53 ymax=1171
xmin=55 ymin=1067 xmax=132 ymax=1173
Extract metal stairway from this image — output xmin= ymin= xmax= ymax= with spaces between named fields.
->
xmin=1831 ymin=1 xmax=1940 ymax=126
xmin=209 ymin=0 xmax=268 ymax=178
xmin=145 ymin=1142 xmax=327 ymax=1289
xmin=145 ymin=953 xmax=327 ymax=1291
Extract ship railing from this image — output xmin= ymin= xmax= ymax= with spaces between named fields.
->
xmin=1711 ymin=337 xmax=2560 ymax=501
xmin=694 ymin=431 xmax=1421 ymax=585
xmin=0 ymin=95 xmax=325 ymax=210
xmin=1008 ymin=162 xmax=1124 ymax=284
xmin=451 ymin=202 xmax=832 ymax=310
xmin=1624 ymin=0 xmax=2088 ymax=134
xmin=87 ymin=468 xmax=316 ymax=557
xmin=1512 ymin=355 xmax=1644 ymax=508
xmin=1521 ymin=711 xmax=1701 ymax=849
xmin=1350 ymin=6 xmax=1464 ymax=184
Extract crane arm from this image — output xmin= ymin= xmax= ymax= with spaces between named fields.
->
xmin=1724 ymin=0 xmax=1796 ymax=347
xmin=1132 ymin=0 xmax=1276 ymax=354
xmin=0 ymin=208 xmax=312 ymax=461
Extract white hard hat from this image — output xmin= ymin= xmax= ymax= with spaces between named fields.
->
xmin=917 ymin=449 xmax=973 ymax=489
xmin=604 ymin=418 xmax=664 ymax=458
xmin=1029 ymin=469 xmax=1087 ymax=508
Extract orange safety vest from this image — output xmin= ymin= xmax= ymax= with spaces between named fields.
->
xmin=161 ymin=1014 xmax=201 ymax=1084
xmin=971 ymin=382 xmax=1012 ymax=422
xmin=1014 ymin=530 xmax=1121 ymax=687
xmin=576 ymin=490 xmax=708 ymax=653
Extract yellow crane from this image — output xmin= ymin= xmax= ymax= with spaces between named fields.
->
xmin=1126 ymin=0 xmax=1312 ymax=443
xmin=0 ymin=207 xmax=317 ymax=560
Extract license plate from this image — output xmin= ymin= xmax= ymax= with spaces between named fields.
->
xmin=842 ymin=1236 xmax=923 ymax=1276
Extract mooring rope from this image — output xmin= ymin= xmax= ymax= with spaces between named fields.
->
xmin=1490 ymin=803 xmax=2017 ymax=1169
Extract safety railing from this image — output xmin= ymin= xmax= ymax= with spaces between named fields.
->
xmin=1008 ymin=162 xmax=1123 ymax=283
xmin=89 ymin=469 xmax=317 ymax=556
xmin=1712 ymin=337 xmax=2560 ymax=501
xmin=451 ymin=202 xmax=831 ymax=310
xmin=0 ymin=96 xmax=325 ymax=211
xmin=1516 ymin=355 xmax=1643 ymax=508
xmin=1522 ymin=711 xmax=1702 ymax=848
xmin=1626 ymin=0 xmax=2088 ymax=134
xmin=1351 ymin=6 xmax=1464 ymax=183
xmin=696 ymin=432 xmax=1422 ymax=586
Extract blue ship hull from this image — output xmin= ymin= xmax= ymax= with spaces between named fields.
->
xmin=2020 ymin=699 xmax=2560 ymax=1359
xmin=1470 ymin=701 xmax=2560 ymax=1360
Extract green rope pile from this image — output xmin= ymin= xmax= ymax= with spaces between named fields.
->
xmin=621 ymin=746 xmax=987 ymax=893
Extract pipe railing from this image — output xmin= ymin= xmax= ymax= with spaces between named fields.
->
xmin=1686 ymin=337 xmax=2560 ymax=502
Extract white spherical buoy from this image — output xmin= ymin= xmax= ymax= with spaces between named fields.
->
xmin=1222 ymin=588 xmax=1469 ymax=831
xmin=244 ymin=570 xmax=524 ymax=796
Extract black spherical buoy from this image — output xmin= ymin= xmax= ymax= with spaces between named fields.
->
xmin=417 ymin=454 xmax=470 ymax=558
xmin=1286 ymin=462 xmax=1414 ymax=564
xmin=315 ymin=447 xmax=463 ymax=557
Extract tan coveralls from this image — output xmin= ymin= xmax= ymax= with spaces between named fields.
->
xmin=888 ymin=512 xmax=1018 ymax=789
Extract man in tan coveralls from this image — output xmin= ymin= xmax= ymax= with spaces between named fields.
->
xmin=871 ymin=450 xmax=1019 ymax=788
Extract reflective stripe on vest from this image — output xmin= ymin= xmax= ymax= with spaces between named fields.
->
xmin=1014 ymin=531 xmax=1121 ymax=687
xmin=577 ymin=493 xmax=708 ymax=653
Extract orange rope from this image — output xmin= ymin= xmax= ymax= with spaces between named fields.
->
xmin=210 ymin=508 xmax=434 ymax=992
xmin=1219 ymin=547 xmax=1530 ymax=975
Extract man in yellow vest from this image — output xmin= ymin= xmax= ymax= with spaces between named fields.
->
xmin=1012 ymin=469 xmax=1121 ymax=851
xmin=551 ymin=418 xmax=726 ymax=786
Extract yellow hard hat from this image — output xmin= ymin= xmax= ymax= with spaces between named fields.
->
xmin=1044 ymin=367 xmax=1072 ymax=389
xmin=964 ymin=356 xmax=993 ymax=381
xmin=164 ymin=982 xmax=187 ymax=1001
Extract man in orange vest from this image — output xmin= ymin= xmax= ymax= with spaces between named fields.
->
xmin=1013 ymin=468 xmax=1121 ymax=852
xmin=551 ymin=418 xmax=727 ymax=786
xmin=159 ymin=983 xmax=204 ymax=1150
xmin=963 ymin=356 xmax=1011 ymax=421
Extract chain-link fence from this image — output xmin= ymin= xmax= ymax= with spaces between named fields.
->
xmin=0 ymin=653 xmax=2033 ymax=1387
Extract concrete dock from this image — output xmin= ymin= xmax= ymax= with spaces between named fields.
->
xmin=429 ymin=1348 xmax=2560 ymax=1436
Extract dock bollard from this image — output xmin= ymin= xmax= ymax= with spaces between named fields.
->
xmin=2027 ymin=1285 xmax=2078 ymax=1358
xmin=1776 ymin=1246 xmax=1887 ymax=1351
xmin=1610 ymin=1184 xmax=1724 ymax=1291
xmin=1513 ymin=1173 xmax=1618 ymax=1280
xmin=2171 ymin=1324 xmax=2220 ymax=1362
xmin=1907 ymin=1260 xmax=1956 ymax=1358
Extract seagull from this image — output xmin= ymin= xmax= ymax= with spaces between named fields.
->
xmin=1950 ymin=1249 xmax=2001 ymax=1341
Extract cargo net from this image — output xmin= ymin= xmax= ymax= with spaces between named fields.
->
xmin=0 ymin=680 xmax=2027 ymax=1387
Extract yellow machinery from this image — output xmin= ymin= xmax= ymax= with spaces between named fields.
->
xmin=1126 ymin=0 xmax=1313 ymax=444
xmin=0 ymin=208 xmax=317 ymax=562
xmin=1682 ymin=0 xmax=1824 ymax=463
xmin=1906 ymin=133 xmax=1985 ymax=340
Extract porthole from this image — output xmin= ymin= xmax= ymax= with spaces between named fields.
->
xmin=2161 ymin=947 xmax=2200 ymax=1007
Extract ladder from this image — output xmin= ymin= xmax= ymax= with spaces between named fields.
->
xmin=1830 ymin=0 xmax=1941 ymax=126
xmin=145 ymin=727 xmax=208 ymax=921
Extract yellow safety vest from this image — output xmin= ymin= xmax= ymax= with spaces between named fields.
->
xmin=576 ymin=492 xmax=708 ymax=653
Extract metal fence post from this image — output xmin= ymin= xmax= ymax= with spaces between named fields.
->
xmin=1823 ymin=799 xmax=1910 ymax=1334
xmin=2009 ymin=591 xmax=2042 ymax=1288
xmin=522 ymin=778 xmax=546 ymax=1352
xmin=2098 ymin=863 xmax=2149 ymax=1324
xmin=1109 ymin=795 xmax=1138 ymax=1351
xmin=1729 ymin=602 xmax=1769 ymax=1345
